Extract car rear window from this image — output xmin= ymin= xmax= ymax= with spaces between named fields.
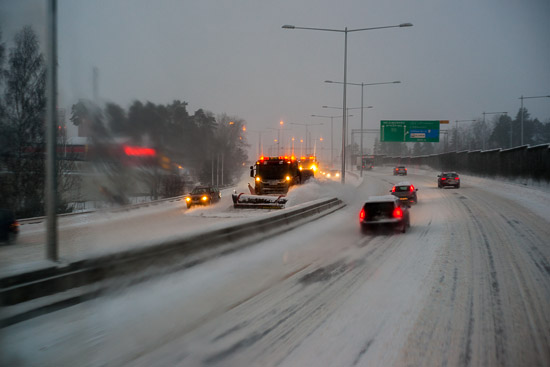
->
xmin=191 ymin=188 xmax=208 ymax=194
xmin=396 ymin=186 xmax=410 ymax=192
xmin=443 ymin=173 xmax=458 ymax=178
xmin=363 ymin=202 xmax=394 ymax=219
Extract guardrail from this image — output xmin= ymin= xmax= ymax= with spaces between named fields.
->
xmin=1 ymin=196 xmax=344 ymax=326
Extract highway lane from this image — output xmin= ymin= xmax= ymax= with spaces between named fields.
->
xmin=2 ymin=167 xmax=549 ymax=366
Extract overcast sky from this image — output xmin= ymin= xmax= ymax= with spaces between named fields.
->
xmin=2 ymin=0 xmax=549 ymax=158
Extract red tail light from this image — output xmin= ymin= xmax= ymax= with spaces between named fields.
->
xmin=393 ymin=207 xmax=403 ymax=218
xmin=441 ymin=177 xmax=446 ymax=180
xmin=404 ymin=168 xmax=407 ymax=170
xmin=359 ymin=208 xmax=366 ymax=220
xmin=410 ymin=185 xmax=415 ymax=192
xmin=391 ymin=187 xmax=396 ymax=192
xmin=455 ymin=177 xmax=459 ymax=180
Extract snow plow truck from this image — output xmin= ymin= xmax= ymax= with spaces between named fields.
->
xmin=232 ymin=155 xmax=309 ymax=209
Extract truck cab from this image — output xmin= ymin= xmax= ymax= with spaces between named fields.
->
xmin=250 ymin=156 xmax=301 ymax=195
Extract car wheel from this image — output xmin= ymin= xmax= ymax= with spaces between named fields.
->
xmin=360 ymin=224 xmax=369 ymax=234
xmin=401 ymin=221 xmax=407 ymax=233
xmin=187 ymin=204 xmax=191 ymax=209
xmin=457 ymin=184 xmax=460 ymax=189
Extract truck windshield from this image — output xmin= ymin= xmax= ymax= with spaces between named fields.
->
xmin=257 ymin=163 xmax=291 ymax=179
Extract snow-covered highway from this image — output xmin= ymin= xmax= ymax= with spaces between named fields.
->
xmin=2 ymin=167 xmax=550 ymax=366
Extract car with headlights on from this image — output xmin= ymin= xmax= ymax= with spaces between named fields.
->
xmin=393 ymin=166 xmax=407 ymax=176
xmin=325 ymin=170 xmax=340 ymax=180
xmin=359 ymin=195 xmax=410 ymax=234
xmin=437 ymin=172 xmax=460 ymax=188
xmin=185 ymin=186 xmax=221 ymax=208
xmin=390 ymin=181 xmax=418 ymax=205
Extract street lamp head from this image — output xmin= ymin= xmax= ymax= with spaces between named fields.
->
xmin=282 ymin=25 xmax=295 ymax=29
xmin=399 ymin=23 xmax=413 ymax=27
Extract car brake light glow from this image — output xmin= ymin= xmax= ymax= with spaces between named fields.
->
xmin=441 ymin=177 xmax=446 ymax=180
xmin=393 ymin=207 xmax=403 ymax=218
xmin=392 ymin=187 xmax=396 ymax=192
xmin=359 ymin=208 xmax=365 ymax=220
xmin=410 ymin=185 xmax=415 ymax=192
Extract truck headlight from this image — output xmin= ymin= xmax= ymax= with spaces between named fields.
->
xmin=201 ymin=196 xmax=208 ymax=201
xmin=185 ymin=197 xmax=191 ymax=202
xmin=255 ymin=176 xmax=261 ymax=182
xmin=286 ymin=176 xmax=291 ymax=181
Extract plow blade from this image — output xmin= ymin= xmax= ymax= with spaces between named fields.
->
xmin=232 ymin=193 xmax=288 ymax=209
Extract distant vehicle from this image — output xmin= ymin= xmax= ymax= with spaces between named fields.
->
xmin=185 ymin=186 xmax=221 ymax=208
xmin=394 ymin=166 xmax=407 ymax=176
xmin=325 ymin=170 xmax=340 ymax=179
xmin=359 ymin=195 xmax=410 ymax=234
xmin=358 ymin=155 xmax=374 ymax=170
xmin=390 ymin=181 xmax=418 ymax=205
xmin=438 ymin=172 xmax=460 ymax=188
xmin=0 ymin=209 xmax=19 ymax=244
xmin=298 ymin=155 xmax=318 ymax=182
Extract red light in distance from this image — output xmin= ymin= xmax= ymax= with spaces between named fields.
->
xmin=123 ymin=145 xmax=156 ymax=156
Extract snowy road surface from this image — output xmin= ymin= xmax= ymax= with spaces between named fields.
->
xmin=2 ymin=167 xmax=550 ymax=366
xmin=0 ymin=179 xmax=343 ymax=277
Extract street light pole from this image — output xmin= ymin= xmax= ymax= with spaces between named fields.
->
xmin=323 ymin=105 xmax=371 ymax=169
xmin=289 ymin=122 xmax=323 ymax=156
xmin=520 ymin=95 xmax=550 ymax=146
xmin=283 ymin=22 xmax=412 ymax=183
xmin=325 ymin=80 xmax=400 ymax=176
xmin=46 ymin=0 xmax=58 ymax=261
xmin=311 ymin=114 xmax=350 ymax=168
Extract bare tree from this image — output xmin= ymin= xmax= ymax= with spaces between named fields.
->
xmin=0 ymin=26 xmax=46 ymax=217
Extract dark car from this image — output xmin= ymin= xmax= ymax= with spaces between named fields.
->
xmin=359 ymin=195 xmax=410 ymax=233
xmin=185 ymin=186 xmax=221 ymax=208
xmin=390 ymin=181 xmax=418 ymax=205
xmin=0 ymin=209 xmax=19 ymax=244
xmin=393 ymin=166 xmax=407 ymax=176
xmin=438 ymin=172 xmax=460 ymax=188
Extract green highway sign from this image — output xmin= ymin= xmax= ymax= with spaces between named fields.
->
xmin=380 ymin=120 xmax=442 ymax=142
